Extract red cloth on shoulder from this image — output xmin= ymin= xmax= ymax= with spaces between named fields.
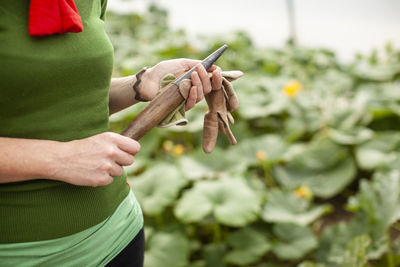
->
xmin=29 ymin=0 xmax=83 ymax=36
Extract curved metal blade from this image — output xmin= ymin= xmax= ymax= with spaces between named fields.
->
xmin=173 ymin=44 xmax=228 ymax=85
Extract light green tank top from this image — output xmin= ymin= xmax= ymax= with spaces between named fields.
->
xmin=0 ymin=190 xmax=144 ymax=266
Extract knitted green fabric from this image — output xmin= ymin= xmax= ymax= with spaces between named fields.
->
xmin=0 ymin=0 xmax=132 ymax=243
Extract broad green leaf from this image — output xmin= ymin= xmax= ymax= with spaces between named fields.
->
xmin=261 ymin=189 xmax=332 ymax=225
xmin=174 ymin=178 xmax=261 ymax=226
xmin=236 ymin=76 xmax=288 ymax=119
xmin=328 ymin=127 xmax=373 ymax=145
xmin=274 ymin=138 xmax=356 ymax=198
xmin=297 ymin=262 xmax=326 ymax=267
xmin=353 ymin=63 xmax=400 ymax=82
xmin=178 ymin=148 xmax=247 ymax=180
xmin=347 ymin=169 xmax=400 ymax=228
xmin=144 ymin=231 xmax=190 ymax=267
xmin=285 ymin=137 xmax=347 ymax=171
xmin=130 ymin=163 xmax=187 ymax=216
xmin=203 ymin=243 xmax=227 ymax=267
xmin=271 ymin=223 xmax=317 ymax=260
xmin=316 ymin=213 xmax=387 ymax=265
xmin=255 ymin=264 xmax=282 ymax=267
xmin=225 ymin=227 xmax=271 ymax=266
xmin=342 ymin=235 xmax=371 ymax=267
xmin=326 ymin=90 xmax=372 ymax=130
xmin=317 ymin=171 xmax=400 ymax=263
xmin=190 ymin=261 xmax=206 ymax=267
xmin=230 ymin=134 xmax=288 ymax=166
xmin=355 ymin=131 xmax=400 ymax=170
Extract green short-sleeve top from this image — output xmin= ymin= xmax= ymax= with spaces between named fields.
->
xmin=0 ymin=0 xmax=131 ymax=243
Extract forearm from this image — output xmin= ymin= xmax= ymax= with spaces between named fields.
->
xmin=0 ymin=137 xmax=62 ymax=183
xmin=0 ymin=133 xmax=140 ymax=187
xmin=108 ymin=76 xmax=140 ymax=115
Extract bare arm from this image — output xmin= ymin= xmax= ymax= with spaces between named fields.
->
xmin=108 ymin=75 xmax=140 ymax=115
xmin=0 ymin=137 xmax=62 ymax=183
xmin=0 ymin=132 xmax=140 ymax=186
xmin=0 ymin=59 xmax=221 ymax=185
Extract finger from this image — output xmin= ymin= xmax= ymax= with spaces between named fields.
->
xmin=179 ymin=59 xmax=201 ymax=71
xmin=114 ymin=150 xmax=135 ymax=166
xmin=108 ymin=163 xmax=124 ymax=177
xmin=191 ymin=71 xmax=203 ymax=101
xmin=196 ymin=65 xmax=213 ymax=95
xmin=211 ymin=69 xmax=223 ymax=90
xmin=185 ymin=86 xmax=197 ymax=111
xmin=94 ymin=175 xmax=114 ymax=187
xmin=208 ymin=65 xmax=221 ymax=72
xmin=115 ymin=135 xmax=141 ymax=155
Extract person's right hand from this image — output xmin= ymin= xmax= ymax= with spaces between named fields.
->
xmin=50 ymin=132 xmax=140 ymax=187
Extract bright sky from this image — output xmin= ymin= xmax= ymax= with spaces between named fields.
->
xmin=108 ymin=0 xmax=400 ymax=61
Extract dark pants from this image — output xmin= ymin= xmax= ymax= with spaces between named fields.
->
xmin=106 ymin=228 xmax=145 ymax=267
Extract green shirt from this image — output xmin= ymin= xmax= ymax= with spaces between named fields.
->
xmin=0 ymin=0 xmax=136 ymax=243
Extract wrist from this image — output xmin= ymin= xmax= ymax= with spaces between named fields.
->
xmin=133 ymin=67 xmax=149 ymax=101
xmin=43 ymin=140 xmax=71 ymax=182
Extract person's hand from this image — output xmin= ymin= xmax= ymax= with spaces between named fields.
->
xmin=50 ymin=132 xmax=140 ymax=187
xmin=139 ymin=59 xmax=223 ymax=110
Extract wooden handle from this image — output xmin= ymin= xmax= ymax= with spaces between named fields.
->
xmin=121 ymin=83 xmax=184 ymax=140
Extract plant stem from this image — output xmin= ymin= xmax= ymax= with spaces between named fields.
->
xmin=213 ymin=223 xmax=222 ymax=243
xmin=155 ymin=213 xmax=164 ymax=229
xmin=263 ymin=164 xmax=276 ymax=187
xmin=386 ymin=229 xmax=395 ymax=267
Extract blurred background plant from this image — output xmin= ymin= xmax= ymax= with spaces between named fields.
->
xmin=107 ymin=2 xmax=400 ymax=266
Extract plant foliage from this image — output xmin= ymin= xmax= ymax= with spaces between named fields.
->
xmin=106 ymin=4 xmax=400 ymax=266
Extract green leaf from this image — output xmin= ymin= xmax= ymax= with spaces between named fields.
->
xmin=178 ymin=148 xmax=247 ymax=180
xmin=130 ymin=163 xmax=187 ymax=216
xmin=272 ymin=223 xmax=317 ymax=260
xmin=317 ymin=170 xmax=400 ymax=263
xmin=316 ymin=213 xmax=386 ymax=265
xmin=225 ymin=227 xmax=271 ymax=266
xmin=144 ymin=231 xmax=190 ymax=267
xmin=347 ymin=169 xmax=400 ymax=228
xmin=328 ymin=127 xmax=373 ymax=145
xmin=203 ymin=243 xmax=227 ymax=267
xmin=230 ymin=134 xmax=288 ymax=166
xmin=297 ymin=262 xmax=326 ymax=267
xmin=274 ymin=138 xmax=356 ymax=198
xmin=342 ymin=235 xmax=371 ymax=267
xmin=354 ymin=63 xmax=400 ymax=82
xmin=261 ymin=189 xmax=332 ymax=225
xmin=236 ymin=76 xmax=288 ymax=119
xmin=174 ymin=178 xmax=261 ymax=226
xmin=355 ymin=131 xmax=400 ymax=171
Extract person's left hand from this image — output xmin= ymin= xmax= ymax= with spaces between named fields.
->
xmin=138 ymin=59 xmax=223 ymax=111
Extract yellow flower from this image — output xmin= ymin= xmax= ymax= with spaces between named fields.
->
xmin=283 ymin=80 xmax=302 ymax=98
xmin=162 ymin=140 xmax=174 ymax=153
xmin=294 ymin=185 xmax=313 ymax=200
xmin=172 ymin=144 xmax=185 ymax=157
xmin=256 ymin=150 xmax=266 ymax=163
